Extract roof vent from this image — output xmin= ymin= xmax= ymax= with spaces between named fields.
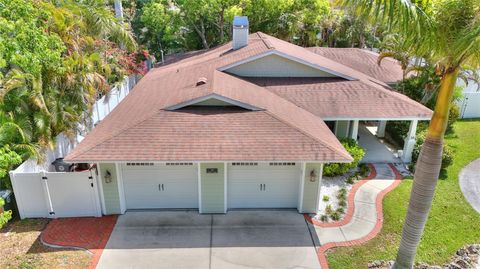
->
xmin=232 ymin=16 xmax=249 ymax=50
xmin=196 ymin=77 xmax=207 ymax=86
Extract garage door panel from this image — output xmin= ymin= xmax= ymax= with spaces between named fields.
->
xmin=228 ymin=164 xmax=300 ymax=209
xmin=122 ymin=164 xmax=198 ymax=209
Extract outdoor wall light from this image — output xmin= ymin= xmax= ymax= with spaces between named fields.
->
xmin=309 ymin=170 xmax=317 ymax=182
xmin=104 ymin=170 xmax=112 ymax=183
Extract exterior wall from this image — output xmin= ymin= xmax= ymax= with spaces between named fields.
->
xmin=226 ymin=54 xmax=337 ymax=77
xmin=301 ymin=163 xmax=323 ymax=213
xmin=200 ymin=163 xmax=225 ymax=213
xmin=335 ymin=120 xmax=350 ymax=138
xmin=99 ymin=163 xmax=121 ymax=214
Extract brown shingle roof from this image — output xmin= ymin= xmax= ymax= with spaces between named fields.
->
xmin=68 ymin=107 xmax=349 ymax=162
xmin=65 ymin=32 xmax=430 ymax=162
xmin=244 ymin=77 xmax=432 ymax=119
xmin=307 ymin=47 xmax=404 ymax=84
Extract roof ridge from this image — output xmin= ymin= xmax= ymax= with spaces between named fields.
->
xmin=257 ymin=32 xmax=275 ymax=49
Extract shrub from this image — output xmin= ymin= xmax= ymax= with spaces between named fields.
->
xmin=338 ymin=199 xmax=347 ymax=207
xmin=346 ymin=176 xmax=355 ymax=184
xmin=337 ymin=188 xmax=347 ymax=199
xmin=325 ymin=204 xmax=333 ymax=215
xmin=385 ymin=121 xmax=410 ymax=147
xmin=322 ymin=195 xmax=330 ymax=202
xmin=330 ymin=211 xmax=341 ymax=221
xmin=0 ymin=198 xmax=12 ymax=229
xmin=320 ymin=215 xmax=328 ymax=222
xmin=446 ymin=103 xmax=460 ymax=134
xmin=0 ymin=145 xmax=23 ymax=189
xmin=323 ymin=138 xmax=365 ymax=177
xmin=410 ymin=130 xmax=455 ymax=172
xmin=358 ymin=163 xmax=370 ymax=177
xmin=336 ymin=207 xmax=345 ymax=214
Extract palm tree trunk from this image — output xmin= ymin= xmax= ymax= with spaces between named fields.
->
xmin=392 ymin=68 xmax=459 ymax=269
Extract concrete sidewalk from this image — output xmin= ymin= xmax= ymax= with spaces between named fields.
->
xmin=315 ymin=179 xmax=395 ymax=244
xmin=311 ymin=163 xmax=402 ymax=269
xmin=459 ymin=158 xmax=480 ymax=214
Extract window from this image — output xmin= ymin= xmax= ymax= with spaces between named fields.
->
xmin=231 ymin=162 xmax=258 ymax=166
xmin=269 ymin=162 xmax=296 ymax=166
xmin=126 ymin=163 xmax=154 ymax=166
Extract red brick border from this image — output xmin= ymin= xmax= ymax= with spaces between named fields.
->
xmin=304 ymin=163 xmax=377 ymax=227
xmin=313 ymin=164 xmax=403 ymax=269
xmin=41 ymin=215 xmax=118 ymax=269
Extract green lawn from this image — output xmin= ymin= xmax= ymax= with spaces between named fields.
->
xmin=327 ymin=119 xmax=480 ymax=268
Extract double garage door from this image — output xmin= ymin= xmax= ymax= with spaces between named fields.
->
xmin=122 ymin=163 xmax=300 ymax=210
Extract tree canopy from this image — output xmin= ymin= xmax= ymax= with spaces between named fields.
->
xmin=129 ymin=0 xmax=380 ymax=58
xmin=0 ymin=0 xmax=139 ymax=167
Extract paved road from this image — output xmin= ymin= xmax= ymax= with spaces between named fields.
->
xmin=459 ymin=158 xmax=480 ymax=214
xmin=96 ymin=210 xmax=321 ymax=269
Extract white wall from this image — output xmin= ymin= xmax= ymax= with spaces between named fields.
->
xmin=457 ymin=74 xmax=480 ymax=119
xmin=459 ymin=92 xmax=480 ymax=119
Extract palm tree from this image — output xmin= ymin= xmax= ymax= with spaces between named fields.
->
xmin=341 ymin=0 xmax=480 ymax=268
xmin=1 ymin=0 xmax=137 ymax=161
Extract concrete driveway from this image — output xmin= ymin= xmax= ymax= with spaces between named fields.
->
xmin=96 ymin=210 xmax=320 ymax=269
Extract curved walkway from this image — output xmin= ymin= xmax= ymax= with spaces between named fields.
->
xmin=459 ymin=158 xmax=480 ymax=213
xmin=307 ymin=163 xmax=402 ymax=269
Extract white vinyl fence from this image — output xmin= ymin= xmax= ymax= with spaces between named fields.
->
xmin=9 ymin=170 xmax=102 ymax=219
xmin=9 ymin=75 xmax=139 ymax=219
xmin=459 ymin=92 xmax=480 ymax=119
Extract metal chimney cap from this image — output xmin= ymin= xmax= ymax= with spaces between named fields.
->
xmin=233 ymin=16 xmax=249 ymax=27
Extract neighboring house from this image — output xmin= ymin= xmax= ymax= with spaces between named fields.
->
xmin=50 ymin=17 xmax=432 ymax=216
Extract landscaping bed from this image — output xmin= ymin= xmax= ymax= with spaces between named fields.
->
xmin=0 ymin=219 xmax=90 ymax=269
xmin=315 ymin=164 xmax=370 ymax=223
xmin=326 ymin=120 xmax=480 ymax=269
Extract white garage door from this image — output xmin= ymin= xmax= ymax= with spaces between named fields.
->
xmin=122 ymin=163 xmax=198 ymax=209
xmin=228 ymin=163 xmax=300 ymax=209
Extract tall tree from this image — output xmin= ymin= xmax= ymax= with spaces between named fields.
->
xmin=0 ymin=0 xmax=137 ymax=160
xmin=341 ymin=0 xmax=480 ymax=268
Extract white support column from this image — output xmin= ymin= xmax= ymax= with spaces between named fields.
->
xmin=315 ymin=164 xmax=324 ymax=213
xmin=198 ymin=163 xmax=202 ymax=214
xmin=350 ymin=120 xmax=359 ymax=140
xmin=377 ymin=120 xmax=387 ymax=138
xmin=402 ymin=120 xmax=418 ymax=163
xmin=298 ymin=162 xmax=306 ymax=213
xmin=95 ymin=163 xmax=107 ymax=215
xmin=224 ymin=162 xmax=227 ymax=214
xmin=115 ymin=163 xmax=127 ymax=214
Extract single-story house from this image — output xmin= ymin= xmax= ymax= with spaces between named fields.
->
xmin=64 ymin=17 xmax=432 ymax=216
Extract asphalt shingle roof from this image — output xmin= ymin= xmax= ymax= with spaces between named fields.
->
xmin=65 ymin=32 xmax=431 ymax=162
